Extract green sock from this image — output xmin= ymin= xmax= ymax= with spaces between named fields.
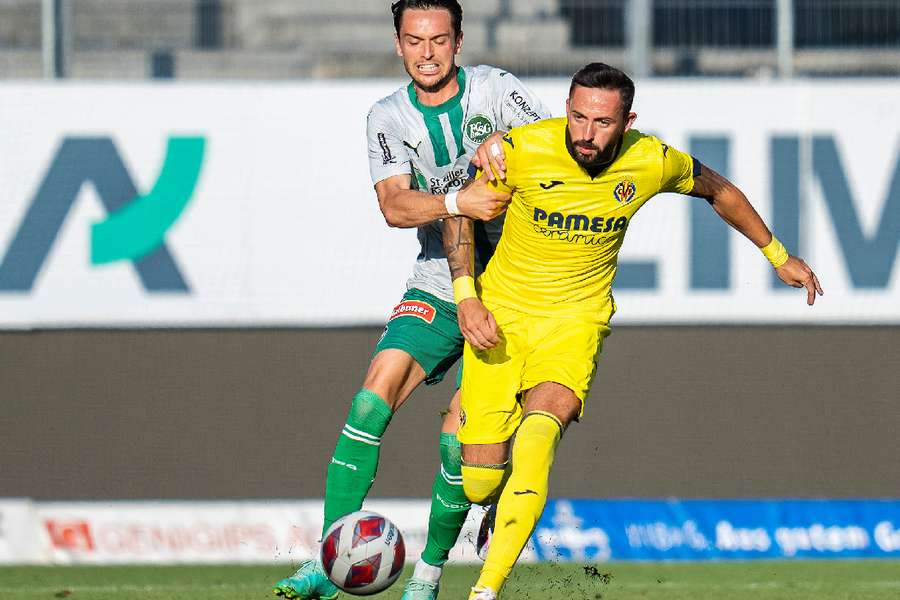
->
xmin=322 ymin=389 xmax=393 ymax=536
xmin=420 ymin=432 xmax=472 ymax=567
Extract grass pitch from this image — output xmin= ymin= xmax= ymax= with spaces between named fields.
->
xmin=1 ymin=561 xmax=899 ymax=600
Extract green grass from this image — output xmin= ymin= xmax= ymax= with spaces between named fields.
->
xmin=1 ymin=561 xmax=899 ymax=600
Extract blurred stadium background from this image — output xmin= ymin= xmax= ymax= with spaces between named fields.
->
xmin=2 ymin=0 xmax=900 ymax=588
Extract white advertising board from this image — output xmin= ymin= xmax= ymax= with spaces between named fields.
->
xmin=0 ymin=499 xmax=49 ymax=564
xmin=0 ymin=80 xmax=898 ymax=327
xmin=34 ymin=500 xmax=491 ymax=565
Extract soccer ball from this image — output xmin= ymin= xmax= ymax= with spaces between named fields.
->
xmin=320 ymin=510 xmax=406 ymax=595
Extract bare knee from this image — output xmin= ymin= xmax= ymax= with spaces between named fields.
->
xmin=440 ymin=389 xmax=462 ymax=434
xmin=523 ymin=382 xmax=582 ymax=429
xmin=362 ymin=349 xmax=426 ymax=411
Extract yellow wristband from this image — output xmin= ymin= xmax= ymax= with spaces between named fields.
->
xmin=453 ymin=276 xmax=477 ymax=304
xmin=761 ymin=235 xmax=789 ymax=269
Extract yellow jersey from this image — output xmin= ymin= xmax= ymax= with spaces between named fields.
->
xmin=479 ymin=117 xmax=697 ymax=321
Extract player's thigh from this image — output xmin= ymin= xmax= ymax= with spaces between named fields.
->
xmin=458 ymin=304 xmax=527 ymax=447
xmin=521 ymin=316 xmax=611 ymax=420
xmin=370 ymin=289 xmax=464 ymax=409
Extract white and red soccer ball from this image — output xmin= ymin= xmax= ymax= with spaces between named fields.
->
xmin=320 ymin=510 xmax=406 ymax=595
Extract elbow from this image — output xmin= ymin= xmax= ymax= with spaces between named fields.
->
xmin=379 ymin=203 xmax=405 ymax=228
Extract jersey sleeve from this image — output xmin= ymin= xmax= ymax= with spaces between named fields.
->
xmin=493 ymin=69 xmax=552 ymax=129
xmin=366 ymin=103 xmax=410 ymax=185
xmin=658 ymin=140 xmax=700 ymax=195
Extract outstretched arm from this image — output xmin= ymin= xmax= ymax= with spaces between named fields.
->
xmin=375 ymin=173 xmax=512 ymax=229
xmin=443 ymin=186 xmax=500 ymax=350
xmin=690 ymin=164 xmax=824 ymax=305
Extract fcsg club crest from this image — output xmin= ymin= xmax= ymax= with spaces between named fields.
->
xmin=613 ymin=178 xmax=637 ymax=204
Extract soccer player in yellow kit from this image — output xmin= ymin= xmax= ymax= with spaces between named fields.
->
xmin=442 ymin=63 xmax=824 ymax=599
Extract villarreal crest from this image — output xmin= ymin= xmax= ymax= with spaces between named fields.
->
xmin=613 ymin=178 xmax=637 ymax=204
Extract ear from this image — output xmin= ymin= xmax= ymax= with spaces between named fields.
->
xmin=624 ymin=111 xmax=637 ymax=132
xmin=454 ymin=31 xmax=464 ymax=55
xmin=394 ymin=34 xmax=403 ymax=57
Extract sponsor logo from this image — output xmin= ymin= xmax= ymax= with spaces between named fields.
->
xmin=428 ymin=168 xmax=467 ymax=195
xmin=459 ymin=408 xmax=466 ymax=427
xmin=464 ymin=114 xmax=494 ymax=145
xmin=613 ymin=178 xmax=637 ymax=204
xmin=45 ymin=520 xmax=95 ymax=552
xmin=389 ymin=300 xmax=436 ymax=323
xmin=536 ymin=501 xmax=611 ymax=561
xmin=506 ymin=90 xmax=542 ymax=122
xmin=0 ymin=136 xmax=204 ymax=293
xmin=378 ymin=132 xmax=395 ymax=165
xmin=540 ymin=180 xmax=565 ymax=190
xmin=403 ymin=140 xmax=422 ymax=158
xmin=533 ymin=207 xmax=628 ymax=233
xmin=502 ymin=134 xmax=515 ymax=149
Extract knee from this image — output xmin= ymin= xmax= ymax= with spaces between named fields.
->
xmin=461 ymin=463 xmax=507 ymax=505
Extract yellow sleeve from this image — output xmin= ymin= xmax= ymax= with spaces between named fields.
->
xmin=475 ymin=132 xmax=518 ymax=194
xmin=659 ymin=141 xmax=698 ymax=195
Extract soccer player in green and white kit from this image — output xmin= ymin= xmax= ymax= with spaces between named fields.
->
xmin=271 ymin=2 xmax=550 ymax=599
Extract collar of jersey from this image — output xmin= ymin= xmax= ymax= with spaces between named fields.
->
xmin=406 ymin=67 xmax=466 ymax=116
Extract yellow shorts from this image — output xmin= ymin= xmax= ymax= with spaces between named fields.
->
xmin=457 ymin=302 xmax=611 ymax=445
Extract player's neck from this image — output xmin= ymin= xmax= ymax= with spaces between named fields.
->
xmin=412 ymin=66 xmax=461 ymax=107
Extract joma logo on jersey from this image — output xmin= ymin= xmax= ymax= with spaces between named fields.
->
xmin=464 ymin=114 xmax=494 ymax=144
xmin=0 ymin=136 xmax=205 ymax=293
xmin=534 ymin=208 xmax=628 ymax=233
xmin=389 ymin=300 xmax=436 ymax=323
xmin=614 ymin=178 xmax=637 ymax=204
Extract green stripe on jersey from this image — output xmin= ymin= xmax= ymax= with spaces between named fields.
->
xmin=407 ymin=68 xmax=467 ymax=167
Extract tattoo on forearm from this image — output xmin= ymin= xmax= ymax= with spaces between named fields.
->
xmin=443 ymin=216 xmax=475 ymax=280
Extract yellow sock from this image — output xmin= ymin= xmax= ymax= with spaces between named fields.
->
xmin=475 ymin=412 xmax=561 ymax=593
xmin=461 ymin=463 xmax=507 ymax=505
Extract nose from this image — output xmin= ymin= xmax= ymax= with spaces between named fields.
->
xmin=578 ymin=122 xmax=595 ymax=144
xmin=422 ymin=40 xmax=434 ymax=58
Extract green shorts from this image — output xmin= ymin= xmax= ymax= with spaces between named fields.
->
xmin=375 ymin=288 xmax=464 ymax=385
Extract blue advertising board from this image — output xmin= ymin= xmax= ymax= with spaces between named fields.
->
xmin=531 ymin=499 xmax=900 ymax=561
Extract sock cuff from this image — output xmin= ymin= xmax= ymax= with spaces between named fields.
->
xmin=521 ymin=411 xmax=564 ymax=438
xmin=439 ymin=431 xmax=460 ymax=448
xmin=345 ymin=389 xmax=393 ymax=437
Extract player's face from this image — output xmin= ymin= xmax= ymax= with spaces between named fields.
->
xmin=566 ymin=85 xmax=637 ymax=166
xmin=395 ymin=8 xmax=462 ymax=94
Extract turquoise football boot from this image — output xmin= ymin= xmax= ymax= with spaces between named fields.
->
xmin=272 ymin=559 xmax=340 ymax=599
xmin=399 ymin=577 xmax=440 ymax=600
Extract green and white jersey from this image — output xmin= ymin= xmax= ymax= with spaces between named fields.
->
xmin=367 ymin=65 xmax=551 ymax=303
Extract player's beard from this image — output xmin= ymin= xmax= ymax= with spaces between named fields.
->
xmin=566 ymin=129 xmax=623 ymax=170
xmin=409 ymin=63 xmax=458 ymax=94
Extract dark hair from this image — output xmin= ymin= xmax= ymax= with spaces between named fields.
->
xmin=391 ymin=0 xmax=463 ymax=39
xmin=569 ymin=62 xmax=635 ymax=116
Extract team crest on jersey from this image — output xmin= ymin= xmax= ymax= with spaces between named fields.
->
xmin=464 ymin=114 xmax=494 ymax=144
xmin=389 ymin=300 xmax=436 ymax=324
xmin=613 ymin=178 xmax=637 ymax=204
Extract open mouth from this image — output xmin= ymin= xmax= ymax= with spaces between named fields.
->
xmin=417 ymin=63 xmax=440 ymax=76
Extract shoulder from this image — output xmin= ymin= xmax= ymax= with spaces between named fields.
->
xmin=617 ymin=129 xmax=672 ymax=164
xmin=507 ymin=117 xmax=566 ymax=145
xmin=367 ymin=86 xmax=407 ymax=124
xmin=465 ymin=64 xmax=511 ymax=85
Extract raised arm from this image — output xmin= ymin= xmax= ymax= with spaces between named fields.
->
xmin=690 ymin=163 xmax=824 ymax=305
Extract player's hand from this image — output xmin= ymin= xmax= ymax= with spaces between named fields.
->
xmin=776 ymin=256 xmax=824 ymax=306
xmin=456 ymin=173 xmax=511 ymax=221
xmin=470 ymin=131 xmax=508 ymax=182
xmin=457 ymin=297 xmax=500 ymax=350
